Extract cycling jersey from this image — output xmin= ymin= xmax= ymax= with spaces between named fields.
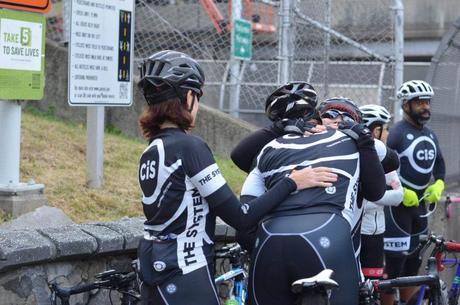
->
xmin=361 ymin=171 xmax=403 ymax=235
xmin=386 ymin=120 xmax=445 ymax=195
xmin=137 ymin=128 xmax=298 ymax=304
xmin=384 ymin=119 xmax=446 ymax=277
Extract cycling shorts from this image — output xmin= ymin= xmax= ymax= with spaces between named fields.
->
xmin=360 ymin=233 xmax=384 ymax=279
xmin=248 ymin=212 xmax=360 ymax=305
xmin=383 ymin=204 xmax=428 ymax=256
xmin=140 ymin=265 xmax=219 ymax=305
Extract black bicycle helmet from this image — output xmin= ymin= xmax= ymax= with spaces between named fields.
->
xmin=265 ymin=82 xmax=318 ymax=122
xmin=139 ymin=50 xmax=205 ymax=104
xmin=318 ymin=97 xmax=362 ymax=123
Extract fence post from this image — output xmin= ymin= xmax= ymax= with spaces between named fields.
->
xmin=392 ymin=0 xmax=404 ymax=121
xmin=278 ymin=0 xmax=294 ymax=84
xmin=323 ymin=0 xmax=331 ymax=98
xmin=229 ymin=0 xmax=243 ymax=118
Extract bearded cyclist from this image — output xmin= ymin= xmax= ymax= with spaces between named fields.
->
xmin=381 ymin=80 xmax=446 ymax=305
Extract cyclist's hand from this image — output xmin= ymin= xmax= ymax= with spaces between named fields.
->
xmin=304 ymin=124 xmax=327 ymax=136
xmin=289 ymin=166 xmax=338 ymax=190
xmin=402 ymin=187 xmax=419 ymax=207
xmin=424 ymin=179 xmax=445 ymax=204
xmin=338 ymin=122 xmax=374 ymax=149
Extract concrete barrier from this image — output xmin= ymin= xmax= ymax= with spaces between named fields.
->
xmin=0 ymin=217 xmax=235 ymax=305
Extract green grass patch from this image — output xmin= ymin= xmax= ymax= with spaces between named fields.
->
xmin=16 ymin=107 xmax=246 ymax=223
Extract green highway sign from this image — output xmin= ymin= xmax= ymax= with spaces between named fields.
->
xmin=0 ymin=9 xmax=46 ymax=100
xmin=232 ymin=18 xmax=252 ymax=60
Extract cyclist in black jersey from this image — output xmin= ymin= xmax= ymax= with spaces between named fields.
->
xmin=381 ymin=80 xmax=446 ymax=305
xmin=135 ymin=51 xmax=338 ymax=305
xmin=237 ymin=87 xmax=386 ymax=305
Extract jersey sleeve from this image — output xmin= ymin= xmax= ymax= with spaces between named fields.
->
xmin=230 ymin=126 xmax=281 ymax=173
xmin=386 ymin=125 xmax=402 ymax=152
xmin=432 ymin=133 xmax=446 ymax=181
xmin=182 ymin=137 xmax=229 ymax=206
xmin=372 ymin=171 xmax=403 ymax=206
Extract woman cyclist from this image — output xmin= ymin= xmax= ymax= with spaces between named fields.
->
xmin=136 ymin=50 xmax=338 ymax=305
xmin=240 ymin=92 xmax=386 ymax=305
xmin=358 ymin=104 xmax=403 ymax=280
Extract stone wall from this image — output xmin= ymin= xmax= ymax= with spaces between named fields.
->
xmin=0 ymin=217 xmax=235 ymax=305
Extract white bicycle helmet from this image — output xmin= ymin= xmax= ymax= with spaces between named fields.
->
xmin=396 ymin=80 xmax=434 ymax=102
xmin=359 ymin=104 xmax=391 ymax=127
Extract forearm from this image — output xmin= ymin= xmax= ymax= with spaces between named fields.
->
xmin=359 ymin=146 xmax=386 ymax=202
xmin=213 ymin=178 xmax=296 ymax=230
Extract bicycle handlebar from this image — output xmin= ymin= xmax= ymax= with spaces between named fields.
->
xmin=375 ymin=274 xmax=439 ymax=291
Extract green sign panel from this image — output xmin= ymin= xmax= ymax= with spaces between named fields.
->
xmin=0 ymin=9 xmax=46 ymax=100
xmin=232 ymin=18 xmax=252 ymax=60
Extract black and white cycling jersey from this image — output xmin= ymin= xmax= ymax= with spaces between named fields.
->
xmin=138 ymin=128 xmax=297 ymax=282
xmin=241 ymin=128 xmax=360 ymax=227
xmin=387 ymin=120 xmax=445 ymax=195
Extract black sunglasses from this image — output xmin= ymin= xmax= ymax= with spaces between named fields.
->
xmin=321 ymin=110 xmax=356 ymax=123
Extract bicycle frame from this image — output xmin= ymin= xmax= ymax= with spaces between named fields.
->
xmin=214 ymin=244 xmax=249 ymax=305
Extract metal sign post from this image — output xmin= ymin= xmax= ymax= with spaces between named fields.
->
xmin=0 ymin=8 xmax=47 ymax=216
xmin=68 ymin=0 xmax=134 ymax=188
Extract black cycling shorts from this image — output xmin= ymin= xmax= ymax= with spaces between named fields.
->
xmin=248 ymin=212 xmax=360 ymax=305
xmin=360 ymin=233 xmax=384 ymax=279
xmin=383 ymin=204 xmax=428 ymax=278
xmin=140 ymin=265 xmax=220 ymax=305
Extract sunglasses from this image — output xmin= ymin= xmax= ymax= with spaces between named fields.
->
xmin=321 ymin=110 xmax=356 ymax=123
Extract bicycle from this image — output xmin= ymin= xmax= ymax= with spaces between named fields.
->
xmin=214 ymin=243 xmax=249 ymax=305
xmin=404 ymin=234 xmax=460 ymax=305
xmin=48 ymin=260 xmax=140 ymax=305
xmin=364 ymin=233 xmax=460 ymax=305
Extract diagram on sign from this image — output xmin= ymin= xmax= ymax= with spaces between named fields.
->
xmin=118 ymin=10 xmax=131 ymax=82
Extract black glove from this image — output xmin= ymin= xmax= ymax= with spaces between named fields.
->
xmin=338 ymin=121 xmax=374 ymax=148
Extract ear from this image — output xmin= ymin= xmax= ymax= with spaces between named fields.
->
xmin=402 ymin=102 xmax=409 ymax=112
xmin=186 ymin=90 xmax=194 ymax=107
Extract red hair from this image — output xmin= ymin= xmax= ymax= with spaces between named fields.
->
xmin=138 ymin=98 xmax=193 ymax=139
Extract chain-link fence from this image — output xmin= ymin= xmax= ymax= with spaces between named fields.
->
xmin=426 ymin=17 xmax=460 ymax=183
xmin=45 ymin=0 xmax=397 ymax=127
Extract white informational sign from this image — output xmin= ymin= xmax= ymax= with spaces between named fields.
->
xmin=68 ymin=0 xmax=134 ymax=106
xmin=0 ymin=18 xmax=43 ymax=71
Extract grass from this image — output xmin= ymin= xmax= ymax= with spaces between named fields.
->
xmin=17 ymin=106 xmax=246 ymax=223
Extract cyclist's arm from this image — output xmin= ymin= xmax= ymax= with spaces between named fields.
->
xmin=185 ymin=137 xmax=295 ymax=231
xmin=372 ymin=171 xmax=403 ymax=206
xmin=432 ymin=135 xmax=446 ymax=181
xmin=381 ymin=147 xmax=399 ymax=174
xmin=359 ymin=144 xmax=386 ymax=202
xmin=231 ymin=126 xmax=283 ymax=173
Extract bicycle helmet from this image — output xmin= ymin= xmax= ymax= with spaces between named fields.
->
xmin=397 ymin=80 xmax=434 ymax=102
xmin=318 ymin=97 xmax=362 ymax=123
xmin=359 ymin=104 xmax=391 ymax=127
xmin=265 ymin=82 xmax=318 ymax=122
xmin=139 ymin=50 xmax=205 ymax=104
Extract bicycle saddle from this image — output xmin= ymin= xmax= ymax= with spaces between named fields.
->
xmin=291 ymin=269 xmax=339 ymax=294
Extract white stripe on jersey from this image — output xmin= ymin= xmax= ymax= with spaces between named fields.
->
xmin=259 ymin=153 xmax=359 ymax=178
xmin=142 ymin=138 xmax=182 ymax=205
xmin=241 ymin=168 xmax=266 ymax=197
xmin=189 ymin=163 xmax=226 ymax=197
xmin=177 ymin=179 xmax=210 ymax=274
xmin=399 ymin=176 xmax=430 ymax=191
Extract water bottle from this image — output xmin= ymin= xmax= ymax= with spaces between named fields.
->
xmin=224 ymin=298 xmax=239 ymax=305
